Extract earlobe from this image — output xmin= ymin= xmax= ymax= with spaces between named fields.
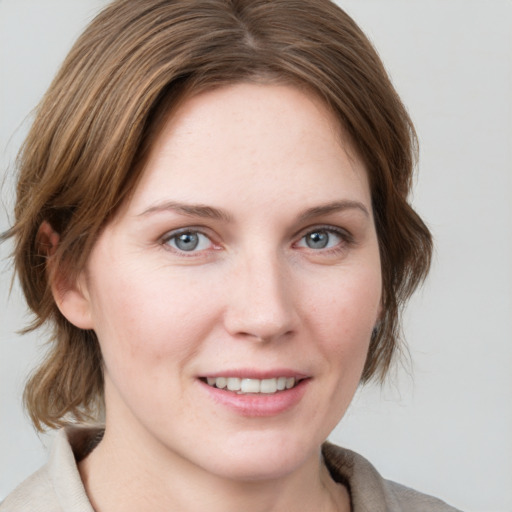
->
xmin=38 ymin=221 xmax=95 ymax=330
xmin=53 ymin=273 xmax=95 ymax=330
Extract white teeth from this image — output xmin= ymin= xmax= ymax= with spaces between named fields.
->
xmin=205 ymin=376 xmax=298 ymax=394
xmin=227 ymin=377 xmax=241 ymax=391
xmin=241 ymin=379 xmax=260 ymax=393
xmin=216 ymin=377 xmax=227 ymax=389
xmin=277 ymin=377 xmax=287 ymax=391
xmin=260 ymin=378 xmax=277 ymax=394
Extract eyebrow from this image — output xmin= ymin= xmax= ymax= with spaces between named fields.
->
xmin=138 ymin=201 xmax=233 ymax=222
xmin=137 ymin=199 xmax=369 ymax=223
xmin=297 ymin=200 xmax=370 ymax=222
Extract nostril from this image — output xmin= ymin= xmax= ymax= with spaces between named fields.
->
xmin=222 ymin=267 xmax=298 ymax=342
xmin=235 ymin=329 xmax=295 ymax=344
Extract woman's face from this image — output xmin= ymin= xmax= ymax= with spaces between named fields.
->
xmin=70 ymin=83 xmax=382 ymax=480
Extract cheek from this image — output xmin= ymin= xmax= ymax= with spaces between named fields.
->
xmin=304 ymin=264 xmax=381 ymax=367
xmin=307 ymin=264 xmax=381 ymax=328
xmin=86 ymin=260 xmax=221 ymax=375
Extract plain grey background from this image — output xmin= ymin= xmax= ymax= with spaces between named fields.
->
xmin=1 ymin=1 xmax=511 ymax=510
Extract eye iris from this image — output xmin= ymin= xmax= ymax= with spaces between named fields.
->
xmin=175 ymin=232 xmax=199 ymax=251
xmin=306 ymin=231 xmax=329 ymax=249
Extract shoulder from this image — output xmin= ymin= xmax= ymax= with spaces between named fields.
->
xmin=0 ymin=465 xmax=59 ymax=512
xmin=322 ymin=442 xmax=463 ymax=512
xmin=0 ymin=427 xmax=99 ymax=512
xmin=381 ymin=479 xmax=462 ymax=512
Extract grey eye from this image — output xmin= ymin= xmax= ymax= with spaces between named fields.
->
xmin=174 ymin=232 xmax=200 ymax=251
xmin=305 ymin=231 xmax=330 ymax=249
xmin=165 ymin=231 xmax=212 ymax=252
xmin=297 ymin=229 xmax=344 ymax=250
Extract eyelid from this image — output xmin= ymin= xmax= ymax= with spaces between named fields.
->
xmin=160 ymin=226 xmax=220 ymax=254
xmin=161 ymin=226 xmax=209 ymax=241
xmin=293 ymin=224 xmax=354 ymax=253
xmin=158 ymin=224 xmax=354 ymax=256
xmin=295 ymin=224 xmax=353 ymax=242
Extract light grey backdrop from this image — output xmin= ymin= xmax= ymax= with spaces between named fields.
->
xmin=1 ymin=1 xmax=511 ymax=510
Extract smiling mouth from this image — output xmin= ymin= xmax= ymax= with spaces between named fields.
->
xmin=201 ymin=376 xmax=303 ymax=395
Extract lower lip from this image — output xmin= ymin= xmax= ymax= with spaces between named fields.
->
xmin=199 ymin=379 xmax=310 ymax=417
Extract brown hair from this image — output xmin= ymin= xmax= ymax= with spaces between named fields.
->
xmin=3 ymin=0 xmax=432 ymax=430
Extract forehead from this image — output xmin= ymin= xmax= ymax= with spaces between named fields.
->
xmin=126 ymin=83 xmax=371 ymax=216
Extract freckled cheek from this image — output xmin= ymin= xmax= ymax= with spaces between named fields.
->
xmin=304 ymin=269 xmax=381 ymax=357
xmin=90 ymin=268 xmax=221 ymax=364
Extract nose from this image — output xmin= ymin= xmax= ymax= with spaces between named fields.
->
xmin=223 ymin=249 xmax=298 ymax=343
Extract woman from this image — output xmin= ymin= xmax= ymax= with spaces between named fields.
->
xmin=1 ymin=0 xmax=461 ymax=510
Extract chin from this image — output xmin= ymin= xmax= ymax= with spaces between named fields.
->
xmin=191 ymin=430 xmax=322 ymax=482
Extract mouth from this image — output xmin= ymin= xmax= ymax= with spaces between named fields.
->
xmin=200 ymin=376 xmax=305 ymax=395
xmin=198 ymin=372 xmax=310 ymax=416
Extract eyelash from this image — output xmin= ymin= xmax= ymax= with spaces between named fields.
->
xmin=161 ymin=227 xmax=218 ymax=256
xmin=293 ymin=225 xmax=353 ymax=254
xmin=160 ymin=225 xmax=353 ymax=256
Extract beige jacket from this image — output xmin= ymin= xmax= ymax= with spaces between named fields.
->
xmin=1 ymin=427 xmax=461 ymax=511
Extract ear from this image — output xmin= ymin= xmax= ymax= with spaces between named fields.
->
xmin=38 ymin=221 xmax=95 ymax=330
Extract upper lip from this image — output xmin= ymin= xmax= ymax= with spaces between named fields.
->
xmin=199 ymin=369 xmax=309 ymax=380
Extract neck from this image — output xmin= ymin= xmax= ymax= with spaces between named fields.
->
xmin=78 ymin=423 xmax=350 ymax=512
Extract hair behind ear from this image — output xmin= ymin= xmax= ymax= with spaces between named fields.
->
xmin=21 ymin=222 xmax=104 ymax=431
xmin=24 ymin=322 xmax=104 ymax=431
xmin=36 ymin=221 xmax=95 ymax=331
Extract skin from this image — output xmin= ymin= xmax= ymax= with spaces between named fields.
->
xmin=54 ymin=83 xmax=382 ymax=512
